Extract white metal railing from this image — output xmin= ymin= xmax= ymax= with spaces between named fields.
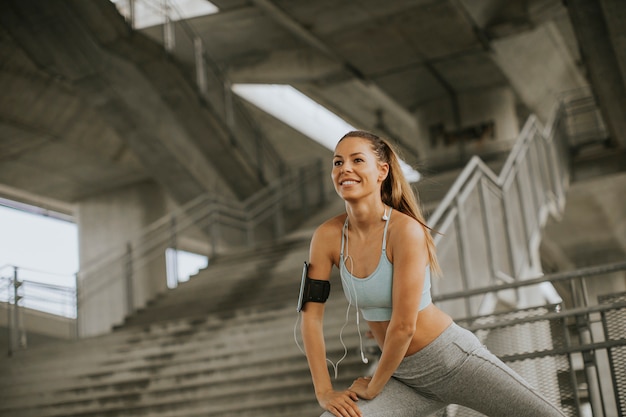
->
xmin=428 ymin=102 xmax=570 ymax=319
xmin=433 ymin=261 xmax=626 ymax=417
xmin=76 ymin=159 xmax=327 ymax=321
xmin=1 ymin=264 xmax=76 ymax=355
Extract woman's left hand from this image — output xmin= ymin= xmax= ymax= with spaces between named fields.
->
xmin=349 ymin=376 xmax=377 ymax=400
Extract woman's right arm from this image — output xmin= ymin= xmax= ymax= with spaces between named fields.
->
xmin=301 ymin=223 xmax=362 ymax=417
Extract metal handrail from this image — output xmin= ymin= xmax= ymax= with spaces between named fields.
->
xmin=427 ymin=111 xmax=555 ymax=228
xmin=76 ymin=159 xmax=327 ymax=307
xmin=1 ymin=265 xmax=77 ymax=355
xmin=449 ymin=264 xmax=626 ymax=417
xmin=433 ymin=261 xmax=626 ymax=303
xmin=0 ymin=266 xmax=76 ymax=308
xmin=427 ymin=100 xmax=570 ymax=319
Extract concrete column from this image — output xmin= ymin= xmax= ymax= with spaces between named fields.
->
xmin=599 ymin=0 xmax=626 ymax=88
xmin=566 ymin=0 xmax=626 ymax=148
xmin=76 ymin=181 xmax=171 ymax=337
xmin=490 ymin=22 xmax=587 ymax=122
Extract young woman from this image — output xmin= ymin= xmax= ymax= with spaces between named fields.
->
xmin=300 ymin=131 xmax=567 ymax=417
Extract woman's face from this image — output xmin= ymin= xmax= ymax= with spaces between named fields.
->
xmin=332 ymin=136 xmax=388 ymax=201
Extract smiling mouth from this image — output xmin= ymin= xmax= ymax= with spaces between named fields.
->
xmin=340 ymin=180 xmax=359 ymax=185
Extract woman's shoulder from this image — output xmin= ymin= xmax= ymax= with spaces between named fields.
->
xmin=389 ymin=210 xmax=427 ymax=241
xmin=313 ymin=212 xmax=347 ymax=239
xmin=310 ymin=213 xmax=346 ymax=266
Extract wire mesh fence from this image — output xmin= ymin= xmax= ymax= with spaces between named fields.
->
xmin=437 ymin=263 xmax=626 ymax=417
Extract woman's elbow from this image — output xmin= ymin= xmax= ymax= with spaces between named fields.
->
xmin=390 ymin=321 xmax=416 ymax=340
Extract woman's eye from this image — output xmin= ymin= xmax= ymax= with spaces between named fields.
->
xmin=354 ymin=158 xmax=363 ymax=163
xmin=333 ymin=160 xmax=342 ymax=167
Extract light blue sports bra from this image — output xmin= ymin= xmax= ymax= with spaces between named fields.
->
xmin=339 ymin=208 xmax=432 ymax=321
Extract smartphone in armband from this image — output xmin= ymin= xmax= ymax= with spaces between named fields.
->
xmin=297 ymin=261 xmax=330 ymax=312
xmin=297 ymin=262 xmax=309 ymax=313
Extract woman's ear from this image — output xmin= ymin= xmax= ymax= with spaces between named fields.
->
xmin=378 ymin=163 xmax=390 ymax=182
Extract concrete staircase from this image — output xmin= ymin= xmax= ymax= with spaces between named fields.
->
xmin=0 ymin=166 xmax=475 ymax=417
xmin=0 ymin=232 xmax=371 ymax=417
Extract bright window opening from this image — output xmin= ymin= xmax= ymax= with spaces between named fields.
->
xmin=232 ymin=83 xmax=421 ymax=182
xmin=0 ymin=204 xmax=78 ymax=318
xmin=111 ymin=0 xmax=219 ymax=29
xmin=166 ymin=248 xmax=208 ymax=289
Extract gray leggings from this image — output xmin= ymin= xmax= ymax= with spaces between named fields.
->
xmin=322 ymin=323 xmax=566 ymax=417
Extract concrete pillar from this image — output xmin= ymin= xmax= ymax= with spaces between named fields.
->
xmin=76 ymin=181 xmax=171 ymax=337
xmin=599 ymin=0 xmax=626 ymax=88
xmin=490 ymin=22 xmax=587 ymax=121
xmin=566 ymin=0 xmax=626 ymax=148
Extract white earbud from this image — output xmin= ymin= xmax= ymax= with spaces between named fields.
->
xmin=382 ymin=207 xmax=389 ymax=221
xmin=361 ymin=351 xmax=369 ymax=364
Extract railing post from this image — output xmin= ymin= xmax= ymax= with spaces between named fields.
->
xmin=5 ymin=274 xmax=12 ymax=356
xmin=125 ymin=243 xmax=134 ymax=316
xmin=169 ymin=215 xmax=179 ymax=286
xmin=9 ymin=267 xmax=25 ymax=354
xmin=501 ymin=184 xmax=518 ymax=282
xmin=524 ymin=137 xmax=542 ymax=221
xmin=74 ymin=273 xmax=80 ymax=340
xmin=454 ymin=197 xmax=472 ymax=317
xmin=532 ymin=134 xmax=551 ymax=206
xmin=224 ymin=77 xmax=235 ymax=131
xmin=127 ymin=0 xmax=136 ymax=28
xmin=513 ymin=160 xmax=531 ymax=272
xmin=194 ymin=37 xmax=208 ymax=97
xmin=561 ymin=315 xmax=583 ymax=416
xmin=163 ymin=0 xmax=175 ymax=52
xmin=478 ymin=178 xmax=497 ymax=283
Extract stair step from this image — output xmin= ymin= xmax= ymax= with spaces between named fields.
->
xmin=0 ymin=222 xmax=375 ymax=417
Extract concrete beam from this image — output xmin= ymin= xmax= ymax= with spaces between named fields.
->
xmin=296 ymin=79 xmax=423 ymax=163
xmin=599 ymin=0 xmax=626 ymax=97
xmin=0 ymin=0 xmax=264 ymax=205
xmin=490 ymin=22 xmax=587 ymax=121
xmin=250 ymin=0 xmax=421 ymax=158
xmin=566 ymin=0 xmax=626 ymax=148
xmin=228 ymin=49 xmax=344 ymax=84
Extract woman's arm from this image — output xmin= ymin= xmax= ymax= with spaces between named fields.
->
xmin=302 ymin=222 xmax=362 ymax=417
xmin=353 ymin=216 xmax=429 ymax=398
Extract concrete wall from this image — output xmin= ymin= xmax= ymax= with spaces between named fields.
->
xmin=414 ymin=86 xmax=519 ymax=167
xmin=76 ymin=181 xmax=172 ymax=337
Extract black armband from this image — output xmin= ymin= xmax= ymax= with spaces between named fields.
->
xmin=297 ymin=262 xmax=330 ymax=312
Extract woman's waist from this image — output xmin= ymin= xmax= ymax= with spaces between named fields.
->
xmin=367 ymin=304 xmax=453 ymax=356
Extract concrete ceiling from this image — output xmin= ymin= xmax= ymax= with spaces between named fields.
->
xmin=1 ymin=0 xmax=623 ymax=215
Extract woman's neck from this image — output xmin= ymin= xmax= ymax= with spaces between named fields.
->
xmin=345 ymin=199 xmax=388 ymax=234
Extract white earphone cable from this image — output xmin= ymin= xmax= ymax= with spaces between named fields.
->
xmin=293 ymin=216 xmax=374 ymax=379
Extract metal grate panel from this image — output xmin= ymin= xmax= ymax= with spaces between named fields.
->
xmin=599 ymin=291 xmax=626 ymax=416
xmin=449 ymin=306 xmax=576 ymax=416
